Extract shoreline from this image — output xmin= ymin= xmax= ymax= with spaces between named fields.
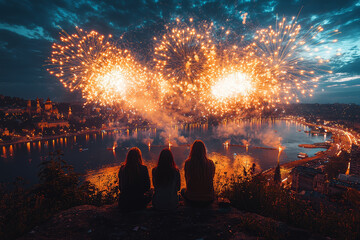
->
xmin=0 ymin=127 xmax=123 ymax=147
xmin=265 ymin=119 xmax=357 ymax=178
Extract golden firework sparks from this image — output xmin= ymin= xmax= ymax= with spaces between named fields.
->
xmin=47 ymin=27 xmax=154 ymax=111
xmin=204 ymin=16 xmax=339 ymax=115
xmin=153 ymin=19 xmax=217 ymax=112
xmin=48 ymin=17 xmax=339 ymax=119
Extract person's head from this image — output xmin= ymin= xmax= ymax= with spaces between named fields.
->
xmin=188 ymin=140 xmax=207 ymax=163
xmin=185 ymin=140 xmax=212 ymax=183
xmin=122 ymin=147 xmax=143 ymax=184
xmin=157 ymin=148 xmax=176 ymax=170
xmin=153 ymin=149 xmax=177 ymax=186
xmin=125 ymin=147 xmax=143 ymax=167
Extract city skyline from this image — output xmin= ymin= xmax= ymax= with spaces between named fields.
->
xmin=0 ymin=0 xmax=359 ymax=104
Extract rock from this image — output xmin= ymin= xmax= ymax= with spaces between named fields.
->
xmin=19 ymin=203 xmax=323 ymax=240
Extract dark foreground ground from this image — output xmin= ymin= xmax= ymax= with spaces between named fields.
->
xmin=19 ymin=202 xmax=329 ymax=240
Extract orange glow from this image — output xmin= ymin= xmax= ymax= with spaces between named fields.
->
xmin=27 ymin=142 xmax=31 ymax=153
xmin=2 ymin=146 xmax=6 ymax=157
xmin=9 ymin=145 xmax=13 ymax=156
xmin=223 ymin=141 xmax=230 ymax=150
xmin=48 ymin=19 xmax=338 ymax=117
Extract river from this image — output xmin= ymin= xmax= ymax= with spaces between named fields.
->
xmin=0 ymin=119 xmax=331 ymax=185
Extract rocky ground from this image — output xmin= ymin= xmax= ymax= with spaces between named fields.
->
xmin=19 ymin=202 xmax=328 ymax=240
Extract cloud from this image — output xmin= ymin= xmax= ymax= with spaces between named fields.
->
xmin=0 ymin=23 xmax=53 ymax=41
xmin=324 ymin=74 xmax=360 ymax=83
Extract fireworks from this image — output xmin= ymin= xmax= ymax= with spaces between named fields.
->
xmin=48 ymin=17 xmax=339 ymax=118
xmin=48 ymin=27 xmax=152 ymax=110
xmin=249 ymin=17 xmax=337 ymax=104
xmin=204 ymin=16 xmax=338 ymax=115
xmin=153 ymin=19 xmax=216 ymax=112
xmin=203 ymin=47 xmax=267 ymax=114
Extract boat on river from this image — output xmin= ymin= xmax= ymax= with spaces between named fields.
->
xmin=297 ymin=152 xmax=308 ymax=158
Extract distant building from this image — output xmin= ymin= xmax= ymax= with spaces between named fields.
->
xmin=350 ymin=145 xmax=360 ymax=176
xmin=37 ymin=120 xmax=69 ymax=131
xmin=44 ymin=97 xmax=53 ymax=112
xmin=4 ymin=108 xmax=25 ymax=114
xmin=27 ymin=100 xmax=31 ymax=115
xmin=36 ymin=98 xmax=41 ymax=114
xmin=291 ymin=166 xmax=360 ymax=196
xmin=291 ymin=166 xmax=322 ymax=192
xmin=313 ymin=173 xmax=328 ymax=193
xmin=3 ymin=128 xmax=10 ymax=136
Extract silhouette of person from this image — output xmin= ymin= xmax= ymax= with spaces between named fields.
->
xmin=181 ymin=140 xmax=215 ymax=207
xmin=152 ymin=148 xmax=181 ymax=211
xmin=118 ymin=147 xmax=151 ymax=211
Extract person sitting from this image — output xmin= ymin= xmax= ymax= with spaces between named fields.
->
xmin=118 ymin=147 xmax=151 ymax=211
xmin=181 ymin=140 xmax=215 ymax=207
xmin=152 ymin=149 xmax=181 ymax=211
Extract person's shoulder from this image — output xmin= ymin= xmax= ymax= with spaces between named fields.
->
xmin=140 ymin=164 xmax=149 ymax=172
xmin=184 ymin=158 xmax=190 ymax=166
xmin=118 ymin=165 xmax=125 ymax=176
xmin=208 ymin=159 xmax=215 ymax=167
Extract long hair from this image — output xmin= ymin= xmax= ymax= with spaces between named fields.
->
xmin=123 ymin=147 xmax=143 ymax=184
xmin=185 ymin=140 xmax=211 ymax=182
xmin=153 ymin=149 xmax=177 ymax=186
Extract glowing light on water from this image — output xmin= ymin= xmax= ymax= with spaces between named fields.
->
xmin=27 ymin=142 xmax=31 ymax=153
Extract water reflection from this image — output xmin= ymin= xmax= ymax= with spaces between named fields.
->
xmin=0 ymin=119 xmax=332 ymax=185
xmin=2 ymin=146 xmax=6 ymax=158
xmin=9 ymin=145 xmax=14 ymax=157
xmin=27 ymin=142 xmax=31 ymax=153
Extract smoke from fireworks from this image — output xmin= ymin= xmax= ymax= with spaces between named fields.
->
xmin=48 ymin=17 xmax=339 ymax=119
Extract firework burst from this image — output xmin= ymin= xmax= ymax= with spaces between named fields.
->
xmin=48 ymin=16 xmax=339 ymax=119
xmin=153 ymin=19 xmax=217 ymax=112
xmin=205 ymin=16 xmax=339 ymax=115
xmin=249 ymin=16 xmax=338 ymax=104
xmin=48 ymin=27 xmax=152 ymax=110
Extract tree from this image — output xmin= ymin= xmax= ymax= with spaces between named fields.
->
xmin=273 ymin=163 xmax=281 ymax=184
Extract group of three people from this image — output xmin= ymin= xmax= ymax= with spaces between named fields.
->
xmin=118 ymin=140 xmax=215 ymax=211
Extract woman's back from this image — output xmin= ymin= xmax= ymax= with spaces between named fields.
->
xmin=184 ymin=159 xmax=215 ymax=201
xmin=152 ymin=167 xmax=180 ymax=210
xmin=119 ymin=164 xmax=150 ymax=196
xmin=152 ymin=148 xmax=180 ymax=210
xmin=118 ymin=147 xmax=151 ymax=211
xmin=182 ymin=140 xmax=215 ymax=203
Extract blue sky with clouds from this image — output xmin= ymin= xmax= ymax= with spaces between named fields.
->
xmin=0 ymin=0 xmax=359 ymax=103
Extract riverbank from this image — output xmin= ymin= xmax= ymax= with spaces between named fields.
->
xmin=0 ymin=127 xmax=123 ymax=147
xmin=266 ymin=120 xmax=357 ymax=180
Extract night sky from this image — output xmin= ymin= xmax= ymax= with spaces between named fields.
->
xmin=0 ymin=0 xmax=359 ymax=103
